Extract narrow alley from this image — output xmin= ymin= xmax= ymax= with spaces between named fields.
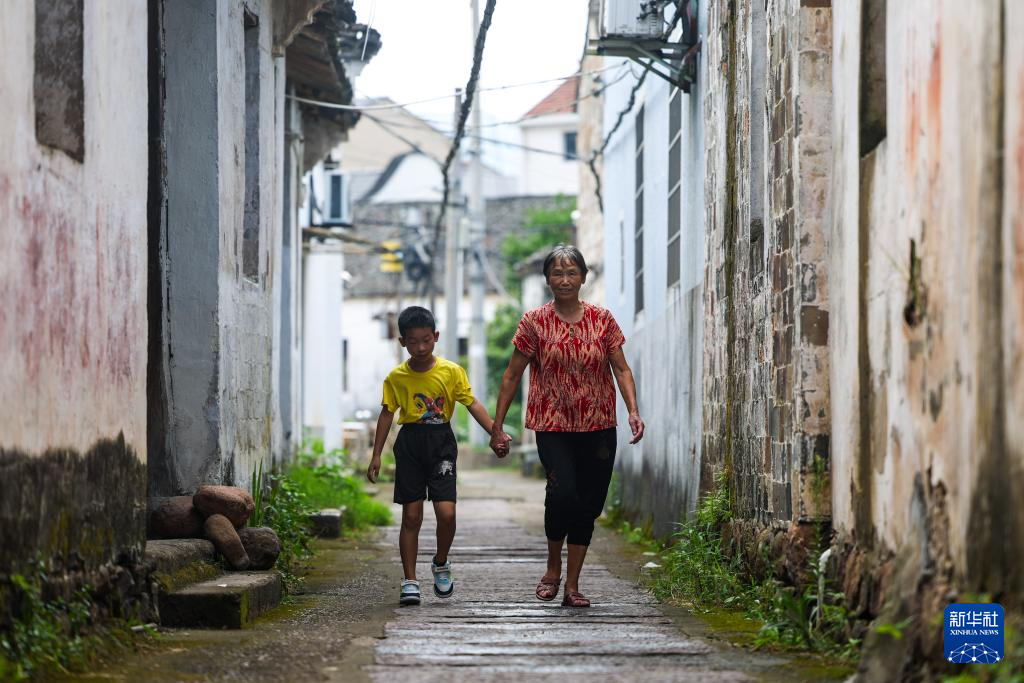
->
xmin=67 ymin=469 xmax=841 ymax=682
xmin=3 ymin=0 xmax=1023 ymax=681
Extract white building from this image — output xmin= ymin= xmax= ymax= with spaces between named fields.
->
xmin=518 ymin=76 xmax=581 ymax=197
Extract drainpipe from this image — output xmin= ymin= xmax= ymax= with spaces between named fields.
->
xmin=817 ymin=547 xmax=833 ymax=629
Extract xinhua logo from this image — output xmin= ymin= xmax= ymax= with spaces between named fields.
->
xmin=944 ymin=603 xmax=1004 ymax=664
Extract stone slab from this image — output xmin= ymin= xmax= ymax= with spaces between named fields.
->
xmin=160 ymin=571 xmax=282 ymax=629
xmin=310 ymin=507 xmax=344 ymax=538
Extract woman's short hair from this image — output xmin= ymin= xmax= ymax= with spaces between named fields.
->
xmin=542 ymin=245 xmax=588 ymax=279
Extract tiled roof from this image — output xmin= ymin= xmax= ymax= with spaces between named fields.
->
xmin=522 ymin=75 xmax=580 ymax=119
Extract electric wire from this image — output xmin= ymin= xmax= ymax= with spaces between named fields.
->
xmin=286 ymin=65 xmax=623 ymax=112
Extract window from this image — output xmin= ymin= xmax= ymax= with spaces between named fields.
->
xmin=34 ymin=0 xmax=84 ymax=161
xmin=667 ymin=89 xmax=683 ymax=287
xmin=327 ymin=173 xmax=348 ymax=224
xmin=242 ymin=10 xmax=261 ymax=281
xmin=860 ymin=0 xmax=887 ymax=155
xmin=563 ymin=131 xmax=577 ymax=160
xmin=634 ymin=106 xmax=645 ymax=314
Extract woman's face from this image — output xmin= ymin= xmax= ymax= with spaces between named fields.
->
xmin=546 ymin=257 xmax=585 ymax=302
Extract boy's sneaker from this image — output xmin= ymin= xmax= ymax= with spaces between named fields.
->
xmin=399 ymin=579 xmax=421 ymax=606
xmin=431 ymin=557 xmax=454 ymax=598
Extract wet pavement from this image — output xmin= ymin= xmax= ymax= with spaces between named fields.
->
xmin=365 ymin=471 xmax=781 ymax=682
xmin=62 ymin=467 xmax=849 ymax=682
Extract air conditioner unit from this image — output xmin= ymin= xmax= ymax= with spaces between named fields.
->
xmin=603 ymin=0 xmax=664 ymax=38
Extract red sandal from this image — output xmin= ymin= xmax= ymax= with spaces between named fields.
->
xmin=561 ymin=589 xmax=591 ymax=607
xmin=535 ymin=576 xmax=561 ymax=601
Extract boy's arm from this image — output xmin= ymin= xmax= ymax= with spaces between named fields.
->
xmin=366 ymin=407 xmax=395 ymax=483
xmin=466 ymin=399 xmax=494 ymax=434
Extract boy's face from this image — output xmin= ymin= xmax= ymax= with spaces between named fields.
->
xmin=399 ymin=327 xmax=439 ymax=362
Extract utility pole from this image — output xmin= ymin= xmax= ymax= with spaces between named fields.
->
xmin=443 ymin=89 xmax=463 ymax=365
xmin=468 ymin=0 xmax=487 ymax=448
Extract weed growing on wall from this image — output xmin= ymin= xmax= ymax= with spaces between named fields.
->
xmin=0 ymin=566 xmax=136 ymax=680
xmin=613 ymin=471 xmax=860 ymax=661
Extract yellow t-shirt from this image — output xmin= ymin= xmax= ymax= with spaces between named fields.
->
xmin=382 ymin=357 xmax=476 ymax=424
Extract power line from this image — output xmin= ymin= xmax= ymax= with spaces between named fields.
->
xmin=286 ymin=65 xmax=622 ymax=113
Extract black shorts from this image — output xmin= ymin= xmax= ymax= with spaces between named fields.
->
xmin=393 ymin=422 xmax=458 ymax=504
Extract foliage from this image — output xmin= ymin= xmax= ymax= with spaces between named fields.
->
xmin=289 ymin=448 xmax=392 ymax=529
xmin=486 ymin=303 xmax=524 ymax=437
xmin=616 ymin=470 xmax=860 ymax=661
xmin=251 ymin=467 xmax=317 ymax=592
xmin=0 ymin=565 xmax=119 ymax=680
xmin=651 ymin=470 xmax=746 ymax=607
xmin=249 ymin=443 xmax=392 ymax=592
xmin=500 ymin=195 xmax=576 ymax=295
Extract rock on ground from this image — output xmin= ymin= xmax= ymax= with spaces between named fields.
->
xmin=238 ymin=526 xmax=281 ymax=570
xmin=193 ymin=485 xmax=255 ymax=527
xmin=150 ymin=495 xmax=206 ymax=538
xmin=204 ymin=514 xmax=250 ymax=570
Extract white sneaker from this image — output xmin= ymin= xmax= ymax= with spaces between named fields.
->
xmin=399 ymin=579 xmax=421 ymax=606
xmin=431 ymin=557 xmax=454 ymax=598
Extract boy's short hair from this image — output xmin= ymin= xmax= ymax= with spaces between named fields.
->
xmin=542 ymin=244 xmax=589 ymax=279
xmin=398 ymin=306 xmax=436 ymax=337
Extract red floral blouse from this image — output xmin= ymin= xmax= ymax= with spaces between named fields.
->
xmin=511 ymin=301 xmax=626 ymax=432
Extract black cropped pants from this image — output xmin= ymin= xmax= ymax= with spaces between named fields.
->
xmin=535 ymin=428 xmax=617 ymax=547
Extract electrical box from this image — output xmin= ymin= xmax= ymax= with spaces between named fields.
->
xmin=602 ymin=0 xmax=663 ymax=38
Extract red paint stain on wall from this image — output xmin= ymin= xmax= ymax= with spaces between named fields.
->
xmin=926 ymin=41 xmax=943 ymax=179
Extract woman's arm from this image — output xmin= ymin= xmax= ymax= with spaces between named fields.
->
xmin=490 ymin=349 xmax=531 ymax=451
xmin=608 ymin=348 xmax=645 ymax=444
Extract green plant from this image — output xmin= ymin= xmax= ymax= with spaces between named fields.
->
xmin=0 ymin=566 xmax=102 ymax=680
xmin=618 ymin=470 xmax=860 ymax=662
xmin=258 ymin=474 xmax=317 ymax=592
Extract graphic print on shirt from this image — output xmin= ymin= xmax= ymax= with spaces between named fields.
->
xmin=414 ymin=393 xmax=446 ymax=423
xmin=511 ymin=302 xmax=626 ymax=432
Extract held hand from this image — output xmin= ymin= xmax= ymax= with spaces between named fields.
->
xmin=366 ymin=456 xmax=381 ymax=483
xmin=628 ymin=412 xmax=646 ymax=444
xmin=490 ymin=429 xmax=512 ymax=458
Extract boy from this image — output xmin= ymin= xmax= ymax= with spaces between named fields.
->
xmin=367 ymin=306 xmax=509 ymax=606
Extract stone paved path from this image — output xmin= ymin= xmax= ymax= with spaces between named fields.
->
xmin=363 ymin=472 xmax=777 ymax=682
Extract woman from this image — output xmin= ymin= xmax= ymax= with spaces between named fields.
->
xmin=490 ymin=245 xmax=645 ymax=607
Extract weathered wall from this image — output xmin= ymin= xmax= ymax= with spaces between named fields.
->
xmin=699 ymin=0 xmax=834 ymax=584
xmin=152 ymin=0 xmax=285 ymax=496
xmin=829 ymin=0 xmax=1024 ymax=675
xmin=0 ymin=0 xmax=151 ymax=616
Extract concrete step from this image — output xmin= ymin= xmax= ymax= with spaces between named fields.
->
xmin=159 ymin=571 xmax=283 ymax=629
xmin=144 ymin=538 xmax=221 ymax=592
xmin=310 ymin=506 xmax=347 ymax=538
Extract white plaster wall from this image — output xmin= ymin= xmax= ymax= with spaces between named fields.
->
xmin=303 ymin=245 xmax=344 ymax=449
xmin=600 ymin=3 xmax=707 ymax=533
xmin=0 ymin=0 xmax=148 ymax=457
xmin=218 ymin=0 xmax=281 ymax=489
xmin=520 ymin=114 xmax=580 ymax=196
